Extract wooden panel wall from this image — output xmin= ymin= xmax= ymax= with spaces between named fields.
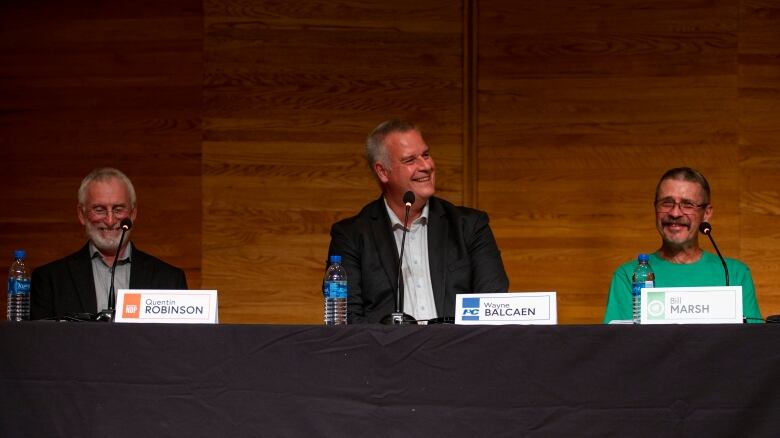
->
xmin=740 ymin=1 xmax=780 ymax=316
xmin=0 ymin=1 xmax=203 ymax=314
xmin=202 ymin=1 xmax=464 ymax=323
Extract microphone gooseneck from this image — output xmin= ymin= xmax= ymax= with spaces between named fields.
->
xmin=394 ymin=191 xmax=414 ymax=313
xmin=699 ymin=221 xmax=729 ymax=286
xmin=107 ymin=218 xmax=133 ymax=311
xmin=380 ymin=191 xmax=418 ymax=325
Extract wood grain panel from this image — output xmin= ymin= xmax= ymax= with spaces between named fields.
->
xmin=0 ymin=0 xmax=203 ymax=316
xmin=203 ymin=0 xmax=464 ymax=323
xmin=478 ymin=0 xmax=743 ymax=323
xmin=739 ymin=0 xmax=780 ymax=318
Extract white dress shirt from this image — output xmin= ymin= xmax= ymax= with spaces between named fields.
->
xmin=384 ymin=198 xmax=437 ymax=321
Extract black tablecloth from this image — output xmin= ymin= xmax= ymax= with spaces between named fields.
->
xmin=1 ymin=322 xmax=778 ymax=437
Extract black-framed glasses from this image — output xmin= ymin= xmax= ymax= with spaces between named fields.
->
xmin=655 ymin=199 xmax=708 ymax=215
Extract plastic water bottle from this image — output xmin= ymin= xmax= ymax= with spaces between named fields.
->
xmin=323 ymin=255 xmax=348 ymax=325
xmin=7 ymin=249 xmax=31 ymax=321
xmin=631 ymin=253 xmax=655 ymax=324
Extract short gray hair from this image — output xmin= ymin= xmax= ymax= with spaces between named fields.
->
xmin=78 ymin=167 xmax=137 ymax=208
xmin=655 ymin=167 xmax=711 ymax=204
xmin=365 ymin=119 xmax=419 ymax=169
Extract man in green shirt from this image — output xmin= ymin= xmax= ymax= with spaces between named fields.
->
xmin=603 ymin=167 xmax=762 ymax=323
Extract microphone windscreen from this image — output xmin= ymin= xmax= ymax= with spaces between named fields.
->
xmin=403 ymin=191 xmax=415 ymax=206
xmin=120 ymin=218 xmax=133 ymax=231
xmin=699 ymin=222 xmax=712 ymax=235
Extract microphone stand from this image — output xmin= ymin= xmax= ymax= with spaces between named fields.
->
xmin=95 ymin=218 xmax=132 ymax=322
xmin=381 ymin=192 xmax=418 ymax=325
xmin=699 ymin=222 xmax=729 ymax=286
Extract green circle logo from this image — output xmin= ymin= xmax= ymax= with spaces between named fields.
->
xmin=648 ymin=300 xmax=665 ymax=317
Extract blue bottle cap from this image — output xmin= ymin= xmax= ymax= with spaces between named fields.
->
xmin=638 ymin=253 xmax=649 ymax=262
xmin=14 ymin=249 xmax=25 ymax=259
xmin=329 ymin=255 xmax=342 ymax=263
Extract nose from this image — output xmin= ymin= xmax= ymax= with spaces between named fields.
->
xmin=418 ymin=156 xmax=433 ymax=171
xmin=668 ymin=202 xmax=685 ymax=216
xmin=103 ymin=210 xmax=120 ymax=224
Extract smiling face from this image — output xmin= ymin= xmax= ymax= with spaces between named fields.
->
xmin=77 ymin=177 xmax=137 ymax=255
xmin=655 ymin=178 xmax=712 ymax=250
xmin=374 ymin=129 xmax=436 ymax=206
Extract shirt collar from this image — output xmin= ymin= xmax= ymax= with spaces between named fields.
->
xmin=89 ymin=241 xmax=133 ymax=262
xmin=384 ymin=197 xmax=428 ymax=229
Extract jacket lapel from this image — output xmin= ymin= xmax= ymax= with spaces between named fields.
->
xmin=69 ymin=243 xmax=98 ymax=313
xmin=368 ymin=197 xmax=400 ymax=295
xmin=427 ymin=197 xmax=447 ymax=316
xmin=129 ymin=245 xmax=151 ymax=289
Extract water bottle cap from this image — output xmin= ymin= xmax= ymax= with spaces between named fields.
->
xmin=329 ymin=255 xmax=342 ymax=263
xmin=638 ymin=253 xmax=649 ymax=262
xmin=14 ymin=249 xmax=25 ymax=259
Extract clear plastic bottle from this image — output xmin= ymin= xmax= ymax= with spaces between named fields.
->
xmin=7 ymin=249 xmax=31 ymax=321
xmin=631 ymin=253 xmax=655 ymax=324
xmin=323 ymin=255 xmax=348 ymax=325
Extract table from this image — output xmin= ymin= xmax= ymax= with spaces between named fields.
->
xmin=1 ymin=322 xmax=778 ymax=437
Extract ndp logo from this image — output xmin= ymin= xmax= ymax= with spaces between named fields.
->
xmin=461 ymin=297 xmax=480 ymax=321
xmin=122 ymin=293 xmax=142 ymax=319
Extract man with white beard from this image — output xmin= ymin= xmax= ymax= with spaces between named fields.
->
xmin=30 ymin=167 xmax=187 ymax=319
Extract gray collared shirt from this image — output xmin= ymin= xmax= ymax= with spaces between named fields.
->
xmin=384 ymin=198 xmax=437 ymax=321
xmin=90 ymin=242 xmax=132 ymax=312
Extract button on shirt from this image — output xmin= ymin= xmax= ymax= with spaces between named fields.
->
xmin=384 ymin=199 xmax=437 ymax=321
xmin=90 ymin=242 xmax=132 ymax=312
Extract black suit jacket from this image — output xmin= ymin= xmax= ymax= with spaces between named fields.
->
xmin=30 ymin=242 xmax=188 ymax=319
xmin=328 ymin=196 xmax=509 ymax=323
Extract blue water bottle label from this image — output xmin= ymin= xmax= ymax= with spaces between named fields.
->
xmin=8 ymin=278 xmax=31 ymax=295
xmin=631 ymin=282 xmax=642 ymax=297
xmin=325 ymin=281 xmax=347 ymax=299
xmin=632 ymin=281 xmax=653 ymax=297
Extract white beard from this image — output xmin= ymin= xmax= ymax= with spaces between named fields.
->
xmin=85 ymin=221 xmax=131 ymax=254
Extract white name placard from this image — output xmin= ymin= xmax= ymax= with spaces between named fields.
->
xmin=115 ymin=289 xmax=219 ymax=324
xmin=455 ymin=292 xmax=557 ymax=325
xmin=640 ymin=286 xmax=742 ymax=324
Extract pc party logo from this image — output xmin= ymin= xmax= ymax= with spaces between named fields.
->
xmin=461 ymin=297 xmax=481 ymax=321
xmin=122 ymin=293 xmax=142 ymax=319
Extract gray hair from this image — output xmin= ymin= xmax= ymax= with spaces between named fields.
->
xmin=655 ymin=167 xmax=711 ymax=204
xmin=365 ymin=119 xmax=419 ymax=169
xmin=78 ymin=167 xmax=137 ymax=208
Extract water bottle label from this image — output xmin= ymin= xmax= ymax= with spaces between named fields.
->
xmin=632 ymin=281 xmax=654 ymax=297
xmin=8 ymin=278 xmax=31 ymax=295
xmin=324 ymin=281 xmax=347 ymax=299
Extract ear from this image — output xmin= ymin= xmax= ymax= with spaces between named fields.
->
xmin=703 ymin=204 xmax=713 ymax=223
xmin=374 ymin=162 xmax=390 ymax=184
xmin=130 ymin=204 xmax=138 ymax=223
xmin=77 ymin=204 xmax=86 ymax=226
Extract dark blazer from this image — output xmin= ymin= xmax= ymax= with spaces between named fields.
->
xmin=328 ymin=196 xmax=509 ymax=323
xmin=30 ymin=242 xmax=188 ymax=319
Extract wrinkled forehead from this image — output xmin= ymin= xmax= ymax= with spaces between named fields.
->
xmin=83 ymin=178 xmax=132 ymax=205
xmin=656 ymin=178 xmax=707 ymax=202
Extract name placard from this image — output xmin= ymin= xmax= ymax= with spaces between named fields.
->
xmin=640 ymin=286 xmax=742 ymax=324
xmin=115 ymin=289 xmax=219 ymax=324
xmin=455 ymin=292 xmax=557 ymax=325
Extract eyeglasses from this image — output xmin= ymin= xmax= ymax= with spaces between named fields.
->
xmin=85 ymin=205 xmax=130 ymax=218
xmin=655 ymin=199 xmax=708 ymax=215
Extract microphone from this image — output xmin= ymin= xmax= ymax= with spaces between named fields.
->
xmin=381 ymin=191 xmax=418 ymax=325
xmin=698 ymin=222 xmax=729 ymax=286
xmin=96 ymin=217 xmax=133 ymax=322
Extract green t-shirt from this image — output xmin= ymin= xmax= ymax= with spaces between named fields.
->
xmin=603 ymin=251 xmax=762 ymax=323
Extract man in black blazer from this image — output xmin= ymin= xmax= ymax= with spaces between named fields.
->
xmin=30 ymin=167 xmax=187 ymax=320
xmin=328 ymin=120 xmax=508 ymax=323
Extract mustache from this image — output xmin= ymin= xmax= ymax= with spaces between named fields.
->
xmin=662 ymin=219 xmax=690 ymax=228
